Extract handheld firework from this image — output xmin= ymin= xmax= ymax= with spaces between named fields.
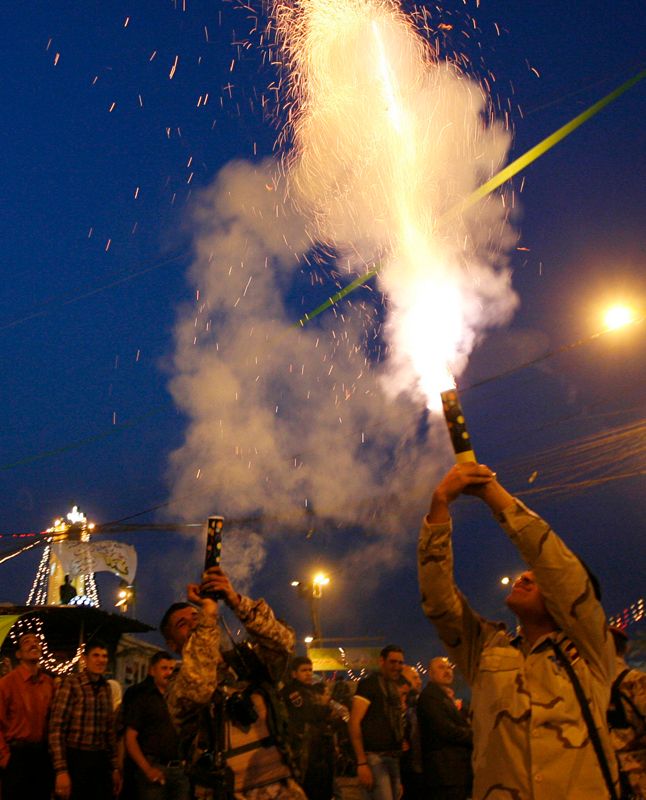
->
xmin=440 ymin=388 xmax=476 ymax=464
xmin=201 ymin=515 xmax=225 ymax=600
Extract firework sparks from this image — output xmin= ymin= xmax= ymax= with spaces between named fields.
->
xmin=273 ymin=0 xmax=518 ymax=408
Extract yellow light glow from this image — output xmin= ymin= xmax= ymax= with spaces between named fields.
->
xmin=312 ymin=571 xmax=330 ymax=587
xmin=604 ymin=304 xmax=636 ymax=331
xmin=500 ymin=576 xmax=510 ymax=586
xmin=304 ymin=636 xmax=314 ymax=644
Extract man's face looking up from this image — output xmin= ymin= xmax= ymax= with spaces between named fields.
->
xmin=16 ymin=634 xmax=41 ymax=664
xmin=166 ymin=606 xmax=199 ymax=653
xmin=505 ymin=571 xmax=551 ymax=622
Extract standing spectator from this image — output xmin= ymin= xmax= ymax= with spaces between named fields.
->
xmin=0 ymin=632 xmax=55 ymax=800
xmin=400 ymin=666 xmax=423 ymax=800
xmin=123 ymin=650 xmax=188 ymax=800
xmin=417 ymin=657 xmax=472 ymax=800
xmin=49 ymin=640 xmax=121 ymax=800
xmin=418 ymin=462 xmax=617 ymax=799
xmin=282 ymin=656 xmax=335 ymax=800
xmin=608 ymin=626 xmax=646 ymax=798
xmin=329 ymin=680 xmax=356 ymax=800
xmin=348 ymin=644 xmax=405 ymax=800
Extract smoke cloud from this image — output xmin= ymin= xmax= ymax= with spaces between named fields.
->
xmin=166 ymin=0 xmax=520 ymax=595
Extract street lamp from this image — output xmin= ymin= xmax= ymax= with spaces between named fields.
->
xmin=115 ymin=582 xmax=135 ymax=613
xmin=603 ymin=304 xmax=636 ymax=331
xmin=312 ymin=572 xmax=330 ymax=598
xmin=291 ymin=572 xmax=331 ymax=645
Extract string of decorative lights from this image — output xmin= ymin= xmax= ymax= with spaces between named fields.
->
xmin=28 ymin=507 xmax=100 ymax=607
xmin=0 ymin=539 xmax=48 ymax=567
xmin=8 ymin=615 xmax=83 ymax=676
xmin=27 ymin=543 xmax=53 ymax=605
xmin=609 ymin=597 xmax=644 ymax=630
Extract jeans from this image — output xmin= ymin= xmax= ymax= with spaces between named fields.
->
xmin=362 ymin=753 xmax=401 ymax=800
xmin=134 ymin=762 xmax=191 ymax=800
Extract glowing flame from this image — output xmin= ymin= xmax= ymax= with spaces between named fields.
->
xmin=274 ymin=0 xmax=517 ymax=410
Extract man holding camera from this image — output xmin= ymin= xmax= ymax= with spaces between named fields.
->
xmin=161 ymin=566 xmax=306 ymax=800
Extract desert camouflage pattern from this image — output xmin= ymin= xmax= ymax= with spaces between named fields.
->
xmin=194 ymin=778 xmax=306 ymax=800
xmin=418 ymin=499 xmax=617 ymax=800
xmin=610 ymin=656 xmax=646 ymax=798
xmin=167 ymin=596 xmax=305 ymax=800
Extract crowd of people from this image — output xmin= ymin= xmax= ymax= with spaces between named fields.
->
xmin=0 ymin=464 xmax=644 ymax=799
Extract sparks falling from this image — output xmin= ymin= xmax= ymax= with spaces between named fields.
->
xmin=273 ymin=0 xmax=519 ymax=408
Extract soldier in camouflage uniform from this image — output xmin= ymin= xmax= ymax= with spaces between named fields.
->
xmin=609 ymin=627 xmax=646 ymax=798
xmin=162 ymin=567 xmax=306 ymax=800
xmin=418 ymin=463 xmax=617 ymax=800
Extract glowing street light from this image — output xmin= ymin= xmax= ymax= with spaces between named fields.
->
xmin=500 ymin=576 xmax=511 ymax=586
xmin=603 ymin=304 xmax=637 ymax=331
xmin=115 ymin=583 xmax=135 ymax=613
xmin=312 ymin=572 xmax=330 ymax=598
xmin=291 ymin=571 xmax=331 ymax=644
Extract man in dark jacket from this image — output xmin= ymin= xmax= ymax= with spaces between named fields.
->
xmin=281 ymin=657 xmax=334 ymax=800
xmin=417 ymin=657 xmax=472 ymax=800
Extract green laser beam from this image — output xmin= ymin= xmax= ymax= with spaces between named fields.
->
xmin=0 ymin=404 xmax=169 ymax=472
xmin=3 ymin=72 xmax=644 ymax=473
xmin=292 ymin=270 xmax=377 ymax=328
xmin=456 ymin=68 xmax=646 ymax=216
xmin=293 ymin=69 xmax=646 ymax=327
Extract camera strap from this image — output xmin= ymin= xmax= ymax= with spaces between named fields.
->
xmin=549 ymin=639 xmax=618 ymax=800
xmin=220 ymin=735 xmax=275 ymax=760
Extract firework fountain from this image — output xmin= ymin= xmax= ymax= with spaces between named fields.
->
xmin=273 ymin=0 xmax=518 ymax=410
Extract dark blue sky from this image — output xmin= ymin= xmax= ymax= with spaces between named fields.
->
xmin=1 ymin=1 xmax=644 ymax=663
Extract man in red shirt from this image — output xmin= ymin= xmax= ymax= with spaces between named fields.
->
xmin=0 ymin=632 xmax=55 ymax=800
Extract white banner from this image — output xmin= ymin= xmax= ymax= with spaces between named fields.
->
xmin=54 ymin=541 xmax=137 ymax=582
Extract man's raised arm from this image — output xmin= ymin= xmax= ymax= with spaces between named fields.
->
xmin=418 ymin=463 xmax=501 ymax=684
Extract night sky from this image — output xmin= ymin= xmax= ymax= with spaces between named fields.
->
xmin=1 ymin=0 xmax=644 ymax=665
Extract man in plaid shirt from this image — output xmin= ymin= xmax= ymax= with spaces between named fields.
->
xmin=48 ymin=640 xmax=121 ymax=800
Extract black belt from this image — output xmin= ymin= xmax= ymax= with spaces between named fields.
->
xmin=367 ymin=750 xmax=401 ymax=759
xmin=9 ymin=741 xmax=46 ymax=750
xmin=147 ymin=757 xmax=186 ymax=768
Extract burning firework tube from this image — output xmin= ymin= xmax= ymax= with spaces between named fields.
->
xmin=440 ymin=388 xmax=477 ymax=464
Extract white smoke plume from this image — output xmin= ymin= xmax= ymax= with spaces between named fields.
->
xmin=276 ymin=0 xmax=518 ymax=405
xmin=166 ymin=0 xmax=520 ymax=592
xmin=167 ymin=159 xmax=440 ymax=538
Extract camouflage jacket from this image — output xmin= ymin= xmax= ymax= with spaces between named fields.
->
xmin=610 ymin=656 xmax=646 ymax=797
xmin=166 ymin=596 xmax=297 ymax=798
xmin=418 ymin=498 xmax=617 ymax=800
